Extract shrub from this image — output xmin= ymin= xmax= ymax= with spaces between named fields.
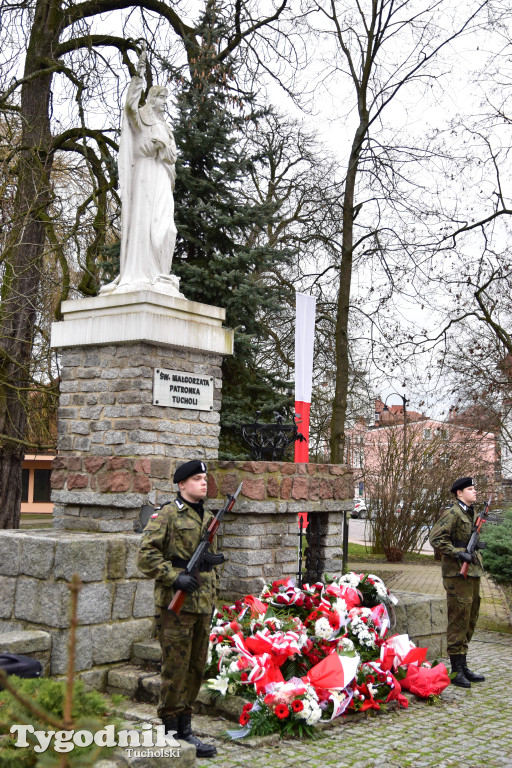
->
xmin=0 ymin=676 xmax=118 ymax=768
xmin=482 ymin=508 xmax=512 ymax=584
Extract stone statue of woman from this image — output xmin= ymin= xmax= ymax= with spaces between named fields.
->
xmin=101 ymin=43 xmax=182 ymax=296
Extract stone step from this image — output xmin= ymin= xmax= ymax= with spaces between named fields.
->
xmin=195 ymin=685 xmax=243 ymax=723
xmin=106 ymin=664 xmax=242 ymax=726
xmin=0 ymin=629 xmax=51 ymax=653
xmin=131 ymin=639 xmax=161 ymax=669
xmin=0 ymin=629 xmax=51 ymax=675
xmin=107 ymin=664 xmax=161 ymax=703
xmin=107 ymin=661 xmax=244 ymax=725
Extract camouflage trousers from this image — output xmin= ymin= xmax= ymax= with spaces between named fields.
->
xmin=442 ymin=576 xmax=481 ymax=655
xmin=157 ymin=608 xmax=212 ymax=719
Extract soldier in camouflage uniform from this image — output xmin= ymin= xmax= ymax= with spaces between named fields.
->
xmin=429 ymin=476 xmax=486 ymax=688
xmin=137 ymin=460 xmax=219 ymax=758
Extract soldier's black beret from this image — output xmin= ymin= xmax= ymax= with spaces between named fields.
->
xmin=173 ymin=460 xmax=207 ymax=484
xmin=451 ymin=476 xmax=474 ymax=494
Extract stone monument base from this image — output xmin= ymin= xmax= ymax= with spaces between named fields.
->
xmin=49 ymin=288 xmax=234 ymax=530
xmin=208 ymin=460 xmax=353 ymax=599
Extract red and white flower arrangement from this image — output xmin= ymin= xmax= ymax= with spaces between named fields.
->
xmin=204 ymin=572 xmax=450 ymax=738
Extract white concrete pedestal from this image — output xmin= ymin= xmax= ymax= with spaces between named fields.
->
xmin=51 ymin=288 xmax=233 ymax=355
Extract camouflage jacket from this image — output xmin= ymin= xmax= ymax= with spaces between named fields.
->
xmin=429 ymin=500 xmax=484 ymax=578
xmin=137 ymin=496 xmax=219 ymax=613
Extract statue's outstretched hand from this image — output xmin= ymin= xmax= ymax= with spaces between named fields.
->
xmin=137 ymin=41 xmax=147 ymax=78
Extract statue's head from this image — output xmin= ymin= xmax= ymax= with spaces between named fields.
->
xmin=148 ymin=85 xmax=168 ymax=113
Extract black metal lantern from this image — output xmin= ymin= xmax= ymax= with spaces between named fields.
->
xmin=240 ymin=411 xmax=306 ymax=461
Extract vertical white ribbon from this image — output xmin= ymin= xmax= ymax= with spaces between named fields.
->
xmin=295 ymin=293 xmax=316 ymax=403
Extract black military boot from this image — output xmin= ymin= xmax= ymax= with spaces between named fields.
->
xmin=462 ymin=654 xmax=485 ymax=682
xmin=449 ymin=654 xmax=471 ymax=688
xmin=161 ymin=716 xmax=180 ymax=745
xmin=178 ymin=713 xmax=217 ymax=758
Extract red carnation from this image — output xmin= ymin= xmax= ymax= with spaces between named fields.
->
xmin=275 ymin=704 xmax=290 ymax=719
xmin=239 ymin=711 xmax=251 ymax=726
xmin=240 ymin=672 xmax=248 ymax=682
xmin=291 ymin=699 xmax=304 ymax=712
xmin=366 ymin=675 xmax=376 ymax=684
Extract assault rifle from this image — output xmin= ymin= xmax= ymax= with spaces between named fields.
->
xmin=459 ymin=493 xmax=492 ymax=579
xmin=168 ymin=482 xmax=243 ymax=615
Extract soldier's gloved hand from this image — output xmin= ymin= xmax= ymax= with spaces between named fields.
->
xmin=174 ymin=572 xmax=200 ymax=593
xmin=476 ymin=541 xmax=487 ymax=549
xmin=456 ymin=551 xmax=473 ymax=564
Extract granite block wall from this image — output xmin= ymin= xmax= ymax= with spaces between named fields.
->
xmin=0 ymin=530 xmax=152 ymax=675
xmin=52 ymin=341 xmax=223 ymax=530
xmin=206 ymin=461 xmax=353 ymax=600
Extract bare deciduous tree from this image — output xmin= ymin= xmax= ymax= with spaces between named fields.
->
xmin=362 ymin=420 xmax=495 ymax=561
xmin=299 ymin=0 xmax=489 ymax=463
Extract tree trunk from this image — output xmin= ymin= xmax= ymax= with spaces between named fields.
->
xmin=0 ymin=0 xmax=62 ymax=528
xmin=329 ymin=120 xmax=367 ymax=464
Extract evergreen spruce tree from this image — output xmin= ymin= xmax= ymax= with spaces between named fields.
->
xmin=172 ymin=7 xmax=293 ymax=458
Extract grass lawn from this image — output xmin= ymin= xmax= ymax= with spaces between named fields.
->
xmin=20 ymin=514 xmax=53 ymax=529
xmin=347 ymin=542 xmax=435 ymax=564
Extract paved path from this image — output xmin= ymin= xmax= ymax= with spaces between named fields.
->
xmin=198 ymin=630 xmax=512 ymax=768
xmin=347 ymin=518 xmax=511 ymax=628
xmin=348 ymin=561 xmax=511 ymax=629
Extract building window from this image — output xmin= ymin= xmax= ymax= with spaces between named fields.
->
xmin=423 ymin=429 xmax=431 ymax=440
xmin=21 ymin=469 xmax=29 ymax=503
xmin=33 ymin=469 xmax=52 ymax=503
xmin=441 ymin=453 xmax=450 ymax=466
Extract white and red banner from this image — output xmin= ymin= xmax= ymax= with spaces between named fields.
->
xmin=294 ymin=292 xmax=316 ymax=463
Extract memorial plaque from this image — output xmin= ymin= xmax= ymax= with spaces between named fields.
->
xmin=153 ymin=368 xmax=214 ymax=410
